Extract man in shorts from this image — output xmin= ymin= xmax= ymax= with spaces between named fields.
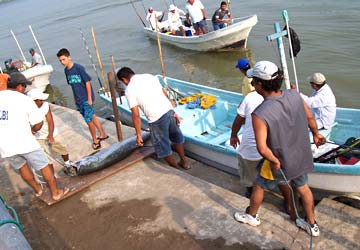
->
xmin=117 ymin=67 xmax=190 ymax=170
xmin=186 ymin=0 xmax=207 ymax=35
xmin=0 ymin=72 xmax=68 ymax=201
xmin=233 ymin=61 xmax=326 ymax=237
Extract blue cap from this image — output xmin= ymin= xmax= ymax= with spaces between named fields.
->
xmin=235 ymin=58 xmax=250 ymax=70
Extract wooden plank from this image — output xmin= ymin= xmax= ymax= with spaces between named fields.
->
xmin=37 ymin=147 xmax=154 ymax=205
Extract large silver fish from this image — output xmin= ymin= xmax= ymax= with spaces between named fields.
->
xmin=64 ymin=132 xmax=151 ymax=176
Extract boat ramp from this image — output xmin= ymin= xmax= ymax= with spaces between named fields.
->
xmin=0 ymin=104 xmax=359 ymax=249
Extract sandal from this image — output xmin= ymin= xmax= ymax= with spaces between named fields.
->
xmin=35 ymin=183 xmax=44 ymax=197
xmin=97 ymin=135 xmax=109 ymax=141
xmin=178 ymin=161 xmax=191 ymax=170
xmin=92 ymin=141 xmax=101 ymax=150
xmin=52 ymin=187 xmax=70 ymax=201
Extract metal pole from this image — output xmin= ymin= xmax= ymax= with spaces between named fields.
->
xmin=28 ymin=25 xmax=47 ymax=65
xmin=107 ymin=72 xmax=123 ymax=141
xmin=130 ymin=0 xmax=146 ymax=27
xmin=10 ymin=30 xmax=26 ymax=62
xmin=282 ymin=10 xmax=299 ymax=91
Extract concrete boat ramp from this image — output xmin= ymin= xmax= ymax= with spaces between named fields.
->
xmin=0 ymin=104 xmax=359 ymax=250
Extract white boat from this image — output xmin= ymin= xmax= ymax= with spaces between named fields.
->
xmin=144 ymin=15 xmax=258 ymax=51
xmin=4 ymin=60 xmax=53 ymax=92
xmin=22 ymin=64 xmax=54 ymax=92
xmin=99 ymin=76 xmax=360 ymax=195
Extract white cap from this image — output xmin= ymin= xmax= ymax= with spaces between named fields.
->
xmin=27 ymin=89 xmax=49 ymax=100
xmin=169 ymin=4 xmax=176 ymax=11
xmin=246 ymin=61 xmax=279 ymax=80
xmin=307 ymin=72 xmax=326 ymax=85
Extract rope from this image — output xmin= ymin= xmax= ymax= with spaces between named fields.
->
xmin=278 ymin=169 xmax=313 ymax=250
xmin=0 ymin=196 xmax=24 ymax=232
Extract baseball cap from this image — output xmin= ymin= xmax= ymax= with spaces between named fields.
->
xmin=169 ymin=4 xmax=176 ymax=11
xmin=7 ymin=72 xmax=32 ymax=88
xmin=307 ymin=73 xmax=326 ymax=85
xmin=235 ymin=58 xmax=250 ymax=70
xmin=246 ymin=61 xmax=279 ymax=80
xmin=27 ymin=88 xmax=49 ymax=100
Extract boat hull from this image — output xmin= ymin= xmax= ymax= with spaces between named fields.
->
xmin=100 ymin=77 xmax=360 ymax=195
xmin=144 ymin=15 xmax=258 ymax=51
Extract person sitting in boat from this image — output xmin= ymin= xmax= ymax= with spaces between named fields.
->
xmin=211 ymin=1 xmax=232 ymax=31
xmin=235 ymin=58 xmax=254 ymax=96
xmin=29 ymin=48 xmax=43 ymax=67
xmin=167 ymin=4 xmax=186 ymax=36
xmin=0 ymin=73 xmax=9 ymax=90
xmin=291 ymin=73 xmax=336 ymax=130
xmin=185 ymin=0 xmax=207 ymax=35
xmin=146 ymin=7 xmax=168 ymax=31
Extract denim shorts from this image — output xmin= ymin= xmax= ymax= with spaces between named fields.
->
xmin=5 ymin=148 xmax=49 ymax=171
xmin=78 ymin=101 xmax=95 ymax=123
xmin=193 ymin=19 xmax=207 ymax=29
xmin=149 ymin=110 xmax=184 ymax=158
xmin=256 ymin=172 xmax=309 ymax=190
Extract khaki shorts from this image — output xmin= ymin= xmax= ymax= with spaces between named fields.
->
xmin=238 ymin=155 xmax=261 ymax=188
xmin=37 ymin=134 xmax=68 ymax=160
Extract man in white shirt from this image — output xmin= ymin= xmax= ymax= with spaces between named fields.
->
xmin=146 ymin=7 xmax=168 ymax=31
xmin=117 ymin=67 xmax=190 ymax=170
xmin=29 ymin=48 xmax=43 ymax=67
xmin=168 ymin=4 xmax=186 ymax=36
xmin=293 ymin=73 xmax=336 ymax=130
xmin=185 ymin=0 xmax=207 ymax=35
xmin=0 ymin=72 xmax=68 ymax=201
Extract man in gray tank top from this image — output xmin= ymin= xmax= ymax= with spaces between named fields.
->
xmin=233 ymin=61 xmax=326 ymax=237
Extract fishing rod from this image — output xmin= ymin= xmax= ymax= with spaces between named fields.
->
xmin=130 ymin=0 xmax=146 ymax=27
xmin=79 ymin=28 xmax=104 ymax=90
xmin=28 ymin=25 xmax=47 ymax=65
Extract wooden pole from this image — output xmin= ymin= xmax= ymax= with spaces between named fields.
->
xmin=28 ymin=25 xmax=47 ymax=65
xmin=10 ymin=30 xmax=26 ymax=62
xmin=111 ymin=55 xmax=122 ymax=104
xmin=107 ymin=72 xmax=123 ymax=141
xmin=90 ymin=26 xmax=109 ymax=96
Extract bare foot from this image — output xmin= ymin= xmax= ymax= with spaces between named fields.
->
xmin=52 ymin=187 xmax=70 ymax=201
xmin=178 ymin=160 xmax=191 ymax=170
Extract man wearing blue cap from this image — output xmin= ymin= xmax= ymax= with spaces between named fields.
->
xmin=235 ymin=58 xmax=254 ymax=96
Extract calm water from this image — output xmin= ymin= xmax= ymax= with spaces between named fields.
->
xmin=1 ymin=0 xmax=359 ymax=116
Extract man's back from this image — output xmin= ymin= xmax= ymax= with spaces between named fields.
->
xmin=125 ymin=74 xmax=173 ymax=123
xmin=253 ymin=90 xmax=313 ymax=179
xmin=0 ymin=90 xmax=43 ymax=157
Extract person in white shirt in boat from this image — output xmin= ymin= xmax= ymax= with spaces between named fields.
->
xmin=29 ymin=48 xmax=43 ymax=67
xmin=168 ymin=4 xmax=186 ymax=36
xmin=212 ymin=1 xmax=232 ymax=31
xmin=185 ymin=0 xmax=207 ymax=35
xmin=291 ymin=73 xmax=336 ymax=130
xmin=146 ymin=7 xmax=168 ymax=31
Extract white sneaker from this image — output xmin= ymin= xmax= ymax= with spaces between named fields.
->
xmin=234 ymin=211 xmax=261 ymax=226
xmin=296 ymin=218 xmax=320 ymax=237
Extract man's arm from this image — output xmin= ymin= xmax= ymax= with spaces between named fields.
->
xmin=303 ymin=101 xmax=326 ymax=147
xmin=45 ymin=107 xmax=55 ymax=144
xmin=32 ymin=121 xmax=44 ymax=133
xmin=252 ymin=114 xmax=281 ymax=170
xmin=230 ymin=114 xmax=244 ymax=149
xmin=85 ymin=81 xmax=93 ymax=106
xmin=131 ymin=106 xmax=143 ymax=146
xmin=201 ymin=8 xmax=207 ymax=19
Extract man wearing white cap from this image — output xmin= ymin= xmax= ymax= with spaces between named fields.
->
xmin=233 ymin=61 xmax=326 ymax=237
xmin=167 ymin=4 xmax=186 ymax=36
xmin=146 ymin=7 xmax=168 ymax=31
xmin=293 ymin=73 xmax=336 ymax=130
xmin=27 ymin=89 xmax=72 ymax=170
